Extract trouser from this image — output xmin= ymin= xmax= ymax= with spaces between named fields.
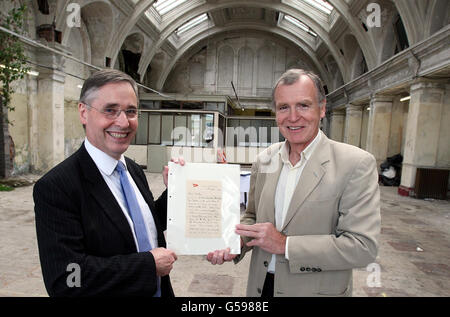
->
xmin=261 ymin=272 xmax=274 ymax=297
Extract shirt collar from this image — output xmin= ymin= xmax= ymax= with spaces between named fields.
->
xmin=84 ymin=138 xmax=126 ymax=176
xmin=279 ymin=130 xmax=322 ymax=167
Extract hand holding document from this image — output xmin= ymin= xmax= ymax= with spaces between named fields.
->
xmin=167 ymin=162 xmax=241 ymax=255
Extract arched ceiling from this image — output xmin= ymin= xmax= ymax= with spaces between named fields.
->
xmin=156 ymin=24 xmax=331 ymax=90
xmin=129 ymin=0 xmax=358 ymax=83
xmin=49 ymin=0 xmax=450 ymax=91
xmin=136 ymin=0 xmax=351 ymax=83
xmin=105 ymin=0 xmax=379 ymax=87
xmin=61 ymin=0 xmax=436 ymax=91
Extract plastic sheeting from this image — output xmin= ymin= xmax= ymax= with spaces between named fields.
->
xmin=167 ymin=162 xmax=241 ymax=255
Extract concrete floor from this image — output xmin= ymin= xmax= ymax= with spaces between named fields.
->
xmin=0 ymin=172 xmax=449 ymax=297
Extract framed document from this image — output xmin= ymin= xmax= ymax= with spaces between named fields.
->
xmin=167 ymin=162 xmax=241 ymax=255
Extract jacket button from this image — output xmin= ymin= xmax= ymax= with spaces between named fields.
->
xmin=312 ymin=268 xmax=317 ymax=272
xmin=306 ymin=267 xmax=311 ymax=272
xmin=263 ymin=261 xmax=268 ymax=267
xmin=300 ymin=267 xmax=305 ymax=272
xmin=317 ymin=268 xmax=322 ymax=272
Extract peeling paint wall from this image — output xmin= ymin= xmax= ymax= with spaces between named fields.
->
xmin=64 ymin=99 xmax=85 ymax=157
xmin=9 ymin=79 xmax=30 ymax=175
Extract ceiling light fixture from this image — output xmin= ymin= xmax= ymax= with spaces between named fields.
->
xmin=400 ymin=96 xmax=411 ymax=102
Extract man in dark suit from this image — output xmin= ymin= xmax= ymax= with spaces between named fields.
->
xmin=33 ymin=69 xmax=178 ymax=297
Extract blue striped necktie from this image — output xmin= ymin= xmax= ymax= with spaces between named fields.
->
xmin=116 ymin=161 xmax=161 ymax=297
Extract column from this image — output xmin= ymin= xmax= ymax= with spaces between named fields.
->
xmin=32 ymin=47 xmax=66 ymax=172
xmin=387 ymin=97 xmax=407 ymax=157
xmin=329 ymin=109 xmax=345 ymax=142
xmin=0 ymin=98 xmax=12 ymax=177
xmin=365 ymin=95 xmax=393 ymax=168
xmin=399 ymin=79 xmax=446 ymax=196
xmin=321 ymin=110 xmax=331 ymax=136
xmin=360 ymin=105 xmax=370 ymax=150
xmin=343 ymin=104 xmax=363 ymax=147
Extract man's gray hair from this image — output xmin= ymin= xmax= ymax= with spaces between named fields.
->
xmin=79 ymin=69 xmax=139 ymax=105
xmin=271 ymin=69 xmax=326 ymax=109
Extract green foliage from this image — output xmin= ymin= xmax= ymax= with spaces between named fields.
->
xmin=0 ymin=183 xmax=14 ymax=191
xmin=0 ymin=3 xmax=30 ymax=116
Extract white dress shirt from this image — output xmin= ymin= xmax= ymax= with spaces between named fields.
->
xmin=268 ymin=131 xmax=321 ymax=273
xmin=84 ymin=138 xmax=159 ymax=251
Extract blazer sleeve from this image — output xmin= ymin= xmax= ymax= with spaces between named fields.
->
xmin=286 ymin=152 xmax=381 ymax=273
xmin=154 ymin=189 xmax=168 ymax=230
xmin=33 ymin=174 xmax=159 ymax=297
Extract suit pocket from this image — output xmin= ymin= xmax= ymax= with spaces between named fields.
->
xmin=317 ymin=270 xmax=352 ymax=296
xmin=304 ymin=193 xmax=339 ymax=203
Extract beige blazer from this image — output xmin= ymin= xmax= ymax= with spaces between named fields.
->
xmin=235 ymin=131 xmax=381 ymax=297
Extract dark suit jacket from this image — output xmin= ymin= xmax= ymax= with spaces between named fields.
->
xmin=33 ymin=143 xmax=174 ymax=297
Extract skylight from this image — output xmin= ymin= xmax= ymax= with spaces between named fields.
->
xmin=153 ymin=0 xmax=187 ymax=15
xmin=284 ymin=15 xmax=318 ymax=37
xmin=303 ymin=0 xmax=333 ymax=15
xmin=176 ymin=13 xmax=208 ymax=35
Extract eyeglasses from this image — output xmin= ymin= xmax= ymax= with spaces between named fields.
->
xmin=83 ymin=103 xmax=139 ymax=119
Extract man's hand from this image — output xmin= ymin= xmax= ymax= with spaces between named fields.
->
xmin=163 ymin=157 xmax=185 ymax=187
xmin=235 ymin=223 xmax=286 ymax=254
xmin=150 ymin=248 xmax=178 ymax=276
xmin=206 ymin=238 xmax=244 ymax=265
xmin=206 ymin=248 xmax=238 ymax=265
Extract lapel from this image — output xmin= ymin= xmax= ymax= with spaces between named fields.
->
xmin=77 ymin=143 xmax=136 ymax=251
xmin=281 ymin=132 xmax=331 ymax=231
xmin=260 ymin=144 xmax=283 ymax=225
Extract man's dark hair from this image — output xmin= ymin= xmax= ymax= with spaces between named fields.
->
xmin=79 ymin=69 xmax=139 ymax=105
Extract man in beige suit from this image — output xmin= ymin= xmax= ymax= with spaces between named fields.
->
xmin=207 ymin=69 xmax=380 ymax=297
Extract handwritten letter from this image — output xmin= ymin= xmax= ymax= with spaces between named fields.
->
xmin=185 ymin=180 xmax=222 ymax=238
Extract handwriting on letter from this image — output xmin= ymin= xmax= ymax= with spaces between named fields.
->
xmin=185 ymin=180 xmax=222 ymax=238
